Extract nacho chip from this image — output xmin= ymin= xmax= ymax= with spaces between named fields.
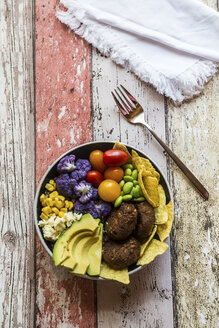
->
xmin=132 ymin=150 xmax=160 ymax=181
xmin=137 ymin=239 xmax=168 ymax=266
xmin=113 ymin=142 xmax=132 ymax=163
xmin=154 ymin=185 xmax=168 ymax=225
xmin=138 ymin=168 xmax=160 ymax=207
xmin=99 ymin=262 xmax=130 ymax=284
xmin=157 ymin=201 xmax=173 ymax=242
xmin=140 ymin=225 xmax=157 ymax=256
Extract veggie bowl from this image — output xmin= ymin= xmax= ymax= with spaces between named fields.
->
xmin=34 ymin=141 xmax=173 ymax=284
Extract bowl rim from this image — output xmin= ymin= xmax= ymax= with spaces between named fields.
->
xmin=34 ymin=140 xmax=173 ymax=280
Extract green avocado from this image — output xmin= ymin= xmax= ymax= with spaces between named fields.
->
xmin=87 ymin=223 xmax=103 ymax=276
xmin=53 ymin=213 xmax=99 ymax=267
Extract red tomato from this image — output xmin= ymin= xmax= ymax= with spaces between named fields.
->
xmin=103 ymin=149 xmax=129 ymax=167
xmin=98 ymin=179 xmax=121 ymax=202
xmin=86 ymin=170 xmax=104 ymax=187
xmin=104 ymin=167 xmax=124 ymax=182
xmin=89 ymin=150 xmax=107 ymax=173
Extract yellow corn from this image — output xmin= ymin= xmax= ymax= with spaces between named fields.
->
xmin=61 ymin=208 xmax=67 ymax=213
xmin=55 ymin=200 xmax=64 ymax=209
xmin=50 ymin=191 xmax=59 ymax=198
xmin=49 ymin=179 xmax=55 ymax=186
xmin=68 ymin=201 xmax=73 ymax=210
xmin=48 ymin=212 xmax=54 ymax=217
xmin=40 ymin=212 xmax=48 ymax=220
xmin=41 ymin=200 xmax=47 ymax=207
xmin=45 ymin=183 xmax=55 ymax=192
xmin=58 ymin=195 xmax=65 ymax=201
xmin=58 ymin=211 xmax=64 ymax=218
xmin=45 ymin=198 xmax=54 ymax=206
xmin=52 ymin=207 xmax=59 ymax=215
xmin=42 ymin=206 xmax=52 ymax=215
xmin=40 ymin=194 xmax=45 ymax=202
xmin=65 ymin=200 xmax=69 ymax=208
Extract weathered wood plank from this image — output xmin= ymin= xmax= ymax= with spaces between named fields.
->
xmin=92 ymin=51 xmax=173 ymax=328
xmin=35 ymin=0 xmax=95 ymax=326
xmin=167 ymin=1 xmax=219 ymax=326
xmin=0 ymin=0 xmax=35 ymax=327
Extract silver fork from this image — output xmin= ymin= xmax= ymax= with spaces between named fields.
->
xmin=112 ymin=85 xmax=209 ymax=200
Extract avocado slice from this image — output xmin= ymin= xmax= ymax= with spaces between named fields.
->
xmin=53 ymin=214 xmax=99 ymax=266
xmin=87 ymin=223 xmax=103 ymax=276
xmin=71 ymin=228 xmax=100 ymax=275
xmin=60 ymin=231 xmax=94 ymax=270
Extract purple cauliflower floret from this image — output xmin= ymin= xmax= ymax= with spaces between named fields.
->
xmin=85 ymin=201 xmax=99 ymax=219
xmin=57 ymin=155 xmax=76 ymax=173
xmin=56 ymin=173 xmax=75 ymax=198
xmin=73 ymin=200 xmax=87 ymax=213
xmin=95 ymin=201 xmax=112 ymax=217
xmin=69 ymin=159 xmax=92 ymax=181
xmin=74 ymin=180 xmax=98 ymax=204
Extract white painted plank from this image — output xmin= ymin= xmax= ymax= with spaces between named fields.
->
xmin=92 ymin=50 xmax=173 ymax=328
xmin=0 ymin=0 xmax=35 ymax=327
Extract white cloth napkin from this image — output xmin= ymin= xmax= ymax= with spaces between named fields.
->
xmin=57 ymin=0 xmax=219 ymax=102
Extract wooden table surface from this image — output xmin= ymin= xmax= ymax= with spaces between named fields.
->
xmin=1 ymin=0 xmax=218 ymax=327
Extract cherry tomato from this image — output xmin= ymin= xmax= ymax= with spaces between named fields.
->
xmin=104 ymin=167 xmax=124 ymax=182
xmin=86 ymin=170 xmax=104 ymax=187
xmin=103 ymin=149 xmax=129 ymax=167
xmin=89 ymin=150 xmax=107 ymax=173
xmin=98 ymin=179 xmax=121 ymax=202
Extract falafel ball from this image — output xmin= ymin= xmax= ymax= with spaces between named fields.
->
xmin=107 ymin=203 xmax=137 ymax=240
xmin=103 ymin=236 xmax=140 ymax=269
xmin=134 ymin=201 xmax=155 ymax=240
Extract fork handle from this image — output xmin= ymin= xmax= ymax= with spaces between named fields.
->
xmin=143 ymin=124 xmax=209 ymax=200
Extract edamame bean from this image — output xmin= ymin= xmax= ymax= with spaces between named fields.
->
xmin=124 ymin=176 xmax=134 ymax=182
xmin=133 ymin=197 xmax=145 ymax=202
xmin=122 ymin=164 xmax=134 ymax=170
xmin=123 ymin=182 xmax=133 ymax=194
xmin=131 ymin=169 xmax=138 ymax=180
xmin=124 ymin=168 xmax=132 ymax=176
xmin=122 ymin=194 xmax=133 ymax=201
xmin=114 ymin=196 xmax=123 ymax=207
xmin=119 ymin=180 xmax=125 ymax=189
xmin=120 ymin=190 xmax=124 ymax=196
xmin=133 ymin=180 xmax=139 ymax=186
xmin=132 ymin=186 xmax=141 ymax=198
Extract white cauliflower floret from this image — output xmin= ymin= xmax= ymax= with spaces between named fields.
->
xmin=38 ymin=211 xmax=83 ymax=241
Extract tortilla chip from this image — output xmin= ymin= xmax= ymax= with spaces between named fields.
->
xmin=154 ymin=185 xmax=168 ymax=224
xmin=132 ymin=150 xmax=160 ymax=181
xmin=140 ymin=225 xmax=157 ymax=256
xmin=137 ymin=239 xmax=168 ymax=266
xmin=99 ymin=262 xmax=130 ymax=284
xmin=157 ymin=201 xmax=173 ymax=242
xmin=138 ymin=168 xmax=160 ymax=207
xmin=113 ymin=142 xmax=132 ymax=163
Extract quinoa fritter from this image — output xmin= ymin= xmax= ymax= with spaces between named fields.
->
xmin=107 ymin=203 xmax=137 ymax=240
xmin=103 ymin=236 xmax=140 ymax=269
xmin=134 ymin=201 xmax=155 ymax=240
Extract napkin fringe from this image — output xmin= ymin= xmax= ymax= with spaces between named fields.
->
xmin=57 ymin=3 xmax=217 ymax=103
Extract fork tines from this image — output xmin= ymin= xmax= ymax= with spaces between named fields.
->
xmin=112 ymin=85 xmax=138 ymax=115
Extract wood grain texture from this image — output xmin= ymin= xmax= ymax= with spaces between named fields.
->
xmin=35 ymin=0 xmax=95 ymax=327
xmin=92 ymin=50 xmax=174 ymax=328
xmin=167 ymin=1 xmax=219 ymax=326
xmin=0 ymin=0 xmax=35 ymax=327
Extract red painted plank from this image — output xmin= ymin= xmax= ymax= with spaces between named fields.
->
xmin=35 ymin=0 xmax=95 ymax=326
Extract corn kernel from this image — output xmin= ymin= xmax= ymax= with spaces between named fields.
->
xmin=51 ymin=207 xmax=59 ymax=215
xmin=58 ymin=195 xmax=65 ymax=201
xmin=53 ymin=183 xmax=56 ymax=189
xmin=42 ymin=206 xmax=52 ymax=215
xmin=41 ymin=200 xmax=47 ymax=207
xmin=68 ymin=201 xmax=74 ymax=210
xmin=60 ymin=208 xmax=67 ymax=213
xmin=48 ymin=212 xmax=54 ymax=217
xmin=45 ymin=198 xmax=54 ymax=206
xmin=45 ymin=183 xmax=55 ymax=192
xmin=40 ymin=212 xmax=48 ymax=220
xmin=58 ymin=211 xmax=64 ymax=218
xmin=49 ymin=180 xmax=55 ymax=186
xmin=55 ymin=200 xmax=64 ymax=209
xmin=40 ymin=194 xmax=45 ymax=201
xmin=50 ymin=191 xmax=59 ymax=198
xmin=65 ymin=200 xmax=69 ymax=208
